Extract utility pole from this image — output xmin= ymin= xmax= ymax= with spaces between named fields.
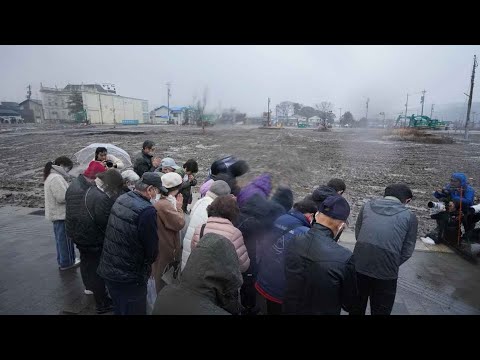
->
xmin=430 ymin=103 xmax=435 ymax=119
xmin=166 ymin=82 xmax=171 ymax=123
xmin=267 ymin=97 xmax=271 ymax=127
xmin=420 ymin=90 xmax=426 ymax=117
xmin=465 ymin=55 xmax=478 ymax=140
xmin=404 ymin=93 xmax=409 ymax=127
xmin=380 ymin=112 xmax=386 ymax=128
xmin=365 ymin=98 xmax=369 ymax=126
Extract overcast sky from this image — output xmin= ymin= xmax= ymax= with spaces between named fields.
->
xmin=1 ymin=45 xmax=479 ymax=119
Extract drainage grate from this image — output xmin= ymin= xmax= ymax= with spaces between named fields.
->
xmin=29 ymin=210 xmax=45 ymax=216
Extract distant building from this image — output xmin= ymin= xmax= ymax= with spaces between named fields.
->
xmin=0 ymin=102 xmax=23 ymax=124
xmin=19 ymin=99 xmax=44 ymax=123
xmin=152 ymin=105 xmax=189 ymax=125
xmin=307 ymin=115 xmax=321 ymax=126
xmin=40 ymin=83 xmax=149 ymax=124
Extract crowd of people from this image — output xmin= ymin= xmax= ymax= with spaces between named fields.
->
xmin=42 ymin=140 xmax=478 ymax=315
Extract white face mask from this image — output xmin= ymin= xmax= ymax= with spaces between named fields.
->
xmin=150 ymin=193 xmax=161 ymax=204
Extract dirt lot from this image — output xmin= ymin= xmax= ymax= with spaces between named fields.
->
xmin=1 ymin=124 xmax=480 ymax=237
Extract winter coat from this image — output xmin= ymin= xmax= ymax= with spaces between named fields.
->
xmin=192 ymin=217 xmax=250 ymax=273
xmin=176 ymin=168 xmax=198 ymax=199
xmin=236 ymin=194 xmax=286 ymax=275
xmin=236 ymin=173 xmax=272 ymax=208
xmin=153 ymin=232 xmax=243 ymax=315
xmin=181 ymin=195 xmax=214 ymax=271
xmin=433 ymin=172 xmax=475 ymax=208
xmin=44 ymin=165 xmax=70 ymax=222
xmin=200 ymin=179 xmax=214 ymax=198
xmin=283 ymin=223 xmax=357 ymax=315
xmin=152 ymin=197 xmax=185 ymax=290
xmin=77 ymin=186 xmax=118 ymax=252
xmin=65 ymin=174 xmax=93 ymax=242
xmin=97 ymin=191 xmax=158 ymax=284
xmin=133 ymin=151 xmax=155 ymax=177
xmin=255 ymin=209 xmax=311 ymax=303
xmin=354 ymin=196 xmax=418 ymax=280
xmin=91 ymin=154 xmax=124 ymax=170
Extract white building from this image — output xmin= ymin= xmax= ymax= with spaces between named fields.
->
xmin=152 ymin=105 xmax=188 ymax=125
xmin=40 ymin=84 xmax=149 ymax=124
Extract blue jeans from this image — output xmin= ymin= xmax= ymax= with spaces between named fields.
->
xmin=53 ymin=220 xmax=75 ymax=268
xmin=104 ymin=280 xmax=147 ymax=315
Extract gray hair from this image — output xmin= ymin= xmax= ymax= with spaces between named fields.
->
xmin=134 ymin=179 xmax=149 ymax=192
xmin=121 ymin=169 xmax=140 ymax=183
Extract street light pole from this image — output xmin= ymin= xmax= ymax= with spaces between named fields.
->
xmin=166 ymin=82 xmax=171 ymax=123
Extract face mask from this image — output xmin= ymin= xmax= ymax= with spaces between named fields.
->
xmin=150 ymin=193 xmax=161 ymax=204
xmin=62 ymin=166 xmax=71 ymax=173
xmin=127 ymin=184 xmax=135 ymax=191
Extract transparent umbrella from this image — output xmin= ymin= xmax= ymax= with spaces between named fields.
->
xmin=74 ymin=143 xmax=132 ymax=167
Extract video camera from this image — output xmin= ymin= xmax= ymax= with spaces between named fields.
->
xmin=428 ymin=201 xmax=446 ymax=214
xmin=105 ymin=160 xmax=114 ymax=168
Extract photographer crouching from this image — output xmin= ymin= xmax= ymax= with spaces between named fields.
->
xmin=422 ymin=172 xmax=476 ymax=246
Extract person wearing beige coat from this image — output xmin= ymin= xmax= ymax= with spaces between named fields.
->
xmin=191 ymin=195 xmax=250 ymax=273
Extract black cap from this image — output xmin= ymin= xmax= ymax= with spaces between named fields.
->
xmin=141 ymin=172 xmax=162 ymax=189
xmin=318 ymin=195 xmax=350 ymax=221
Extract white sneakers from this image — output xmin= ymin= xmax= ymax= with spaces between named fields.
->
xmin=420 ymin=237 xmax=436 ymax=245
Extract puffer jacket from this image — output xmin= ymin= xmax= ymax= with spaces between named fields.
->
xmin=354 ymin=196 xmax=418 ymax=280
xmin=65 ymin=174 xmax=93 ymax=241
xmin=433 ymin=172 xmax=475 ymax=208
xmin=283 ymin=223 xmax=357 ymax=315
xmin=78 ymin=186 xmax=119 ymax=252
xmin=44 ymin=165 xmax=71 ymax=222
xmin=181 ymin=195 xmax=214 ymax=271
xmin=153 ymin=232 xmax=243 ymax=315
xmin=97 ymin=191 xmax=156 ymax=283
xmin=255 ymin=209 xmax=311 ymax=303
xmin=192 ymin=217 xmax=250 ymax=273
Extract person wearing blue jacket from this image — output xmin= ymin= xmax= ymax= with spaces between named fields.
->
xmin=433 ymin=172 xmax=475 ymax=208
xmin=255 ymin=198 xmax=318 ymax=315
xmin=423 ymin=172 xmax=476 ymax=245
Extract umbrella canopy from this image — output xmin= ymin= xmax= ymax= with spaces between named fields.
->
xmin=74 ymin=143 xmax=132 ymax=167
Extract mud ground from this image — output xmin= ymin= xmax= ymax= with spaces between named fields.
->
xmin=1 ymin=124 xmax=480 ymax=237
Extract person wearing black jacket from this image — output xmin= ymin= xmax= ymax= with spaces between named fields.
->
xmin=77 ymin=170 xmax=124 ymax=314
xmin=283 ymin=195 xmax=357 ymax=315
xmin=236 ymin=193 xmax=286 ymax=315
xmin=133 ymin=140 xmax=161 ymax=177
xmin=311 ymin=178 xmax=346 ymax=208
xmin=97 ymin=172 xmax=161 ymax=315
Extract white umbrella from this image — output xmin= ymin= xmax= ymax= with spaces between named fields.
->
xmin=74 ymin=143 xmax=132 ymax=167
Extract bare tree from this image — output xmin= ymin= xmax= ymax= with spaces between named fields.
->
xmin=197 ymin=87 xmax=208 ymax=134
xmin=277 ymin=101 xmax=294 ymax=125
xmin=315 ymin=101 xmax=335 ymax=129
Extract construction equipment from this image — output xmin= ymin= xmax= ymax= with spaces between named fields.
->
xmin=395 ymin=114 xmax=447 ymax=130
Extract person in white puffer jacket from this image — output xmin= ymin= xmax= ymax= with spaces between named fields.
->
xmin=43 ymin=156 xmax=80 ymax=270
xmin=181 ymin=180 xmax=231 ymax=271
